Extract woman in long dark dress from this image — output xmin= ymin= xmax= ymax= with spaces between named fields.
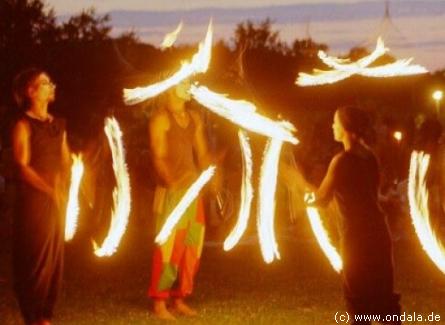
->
xmin=11 ymin=68 xmax=70 ymax=325
xmin=304 ymin=106 xmax=401 ymax=325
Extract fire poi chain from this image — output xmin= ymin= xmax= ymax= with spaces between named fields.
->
xmin=119 ymin=22 xmax=445 ymax=272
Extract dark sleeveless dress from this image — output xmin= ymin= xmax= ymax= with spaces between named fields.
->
xmin=330 ymin=150 xmax=401 ymax=320
xmin=13 ymin=115 xmax=65 ymax=324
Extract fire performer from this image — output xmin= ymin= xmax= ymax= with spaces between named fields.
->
xmin=301 ymin=106 xmax=401 ymax=324
xmin=11 ymin=68 xmax=70 ymax=325
xmin=148 ymin=79 xmax=212 ymax=320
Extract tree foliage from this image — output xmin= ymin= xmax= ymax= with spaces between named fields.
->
xmin=233 ymin=18 xmax=288 ymax=54
xmin=59 ymin=8 xmax=111 ymax=42
xmin=0 ymin=2 xmax=442 ymax=164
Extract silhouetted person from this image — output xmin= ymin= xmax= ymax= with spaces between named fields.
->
xmin=11 ymin=68 xmax=70 ymax=325
xmin=301 ymin=106 xmax=401 ymax=325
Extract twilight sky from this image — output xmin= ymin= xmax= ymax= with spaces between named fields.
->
xmin=48 ymin=0 xmax=445 ymax=71
xmin=49 ymin=0 xmax=380 ymax=14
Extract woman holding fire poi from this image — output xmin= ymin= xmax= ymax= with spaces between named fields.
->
xmin=11 ymin=68 xmax=70 ymax=325
xmin=148 ymin=78 xmax=215 ymax=320
xmin=296 ymin=106 xmax=401 ymax=324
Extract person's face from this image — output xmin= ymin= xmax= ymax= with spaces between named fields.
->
xmin=333 ymin=111 xmax=345 ymax=142
xmin=28 ymin=73 xmax=56 ymax=104
xmin=174 ymin=79 xmax=191 ymax=102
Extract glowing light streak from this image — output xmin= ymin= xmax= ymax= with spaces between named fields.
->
xmin=155 ymin=166 xmax=216 ymax=245
xmin=408 ymin=151 xmax=445 ymax=274
xmin=224 ymin=131 xmax=254 ymax=251
xmin=65 ymin=154 xmax=84 ymax=241
xmin=160 ymin=21 xmax=183 ymax=49
xmin=257 ymin=138 xmax=283 ymax=263
xmin=190 ymin=85 xmax=298 ymax=144
xmin=123 ymin=20 xmax=213 ymax=105
xmin=296 ymin=37 xmax=428 ymax=87
xmin=305 ymin=196 xmax=342 ymax=273
xmin=94 ymin=117 xmax=132 ymax=257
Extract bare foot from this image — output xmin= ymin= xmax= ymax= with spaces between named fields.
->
xmin=153 ymin=299 xmax=176 ymax=321
xmin=173 ymin=298 xmax=198 ymax=316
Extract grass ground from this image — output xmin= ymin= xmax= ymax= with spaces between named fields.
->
xmin=1 ymin=214 xmax=445 ymax=324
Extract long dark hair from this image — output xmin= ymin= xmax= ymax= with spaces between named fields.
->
xmin=12 ymin=68 xmax=46 ymax=112
xmin=336 ymin=106 xmax=375 ymax=147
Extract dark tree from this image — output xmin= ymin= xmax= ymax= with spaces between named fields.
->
xmin=59 ymin=8 xmax=111 ymax=42
xmin=0 ymin=0 xmax=58 ymax=89
xmin=292 ymin=38 xmax=328 ymax=60
xmin=233 ymin=18 xmax=288 ymax=54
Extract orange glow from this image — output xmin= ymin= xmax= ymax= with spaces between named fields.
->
xmin=320 ymin=37 xmax=388 ymax=72
xmin=224 ymin=131 xmax=254 ymax=251
xmin=160 ymin=21 xmax=183 ymax=49
xmin=408 ymin=151 xmax=445 ymax=274
xmin=123 ymin=20 xmax=213 ymax=105
xmin=65 ymin=154 xmax=84 ymax=241
xmin=189 ymin=85 xmax=298 ymax=144
xmin=257 ymin=138 xmax=283 ymax=263
xmin=188 ymin=84 xmax=298 ymax=263
xmin=305 ymin=193 xmax=342 ymax=272
xmin=155 ymin=166 xmax=216 ymax=245
xmin=359 ymin=59 xmax=428 ymax=78
xmin=296 ymin=37 xmax=428 ymax=86
xmin=432 ymin=90 xmax=443 ymax=102
xmin=94 ymin=118 xmax=132 ymax=257
xmin=393 ymin=131 xmax=403 ymax=142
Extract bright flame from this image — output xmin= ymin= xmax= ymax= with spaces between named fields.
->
xmin=433 ymin=90 xmax=443 ymax=102
xmin=65 ymin=154 xmax=85 ymax=241
xmin=408 ymin=151 xmax=445 ymax=274
xmin=224 ymin=131 xmax=254 ymax=251
xmin=359 ymin=59 xmax=428 ymax=78
xmin=160 ymin=21 xmax=183 ymax=49
xmin=257 ymin=138 xmax=283 ymax=263
xmin=297 ymin=69 xmax=353 ymax=87
xmin=95 ymin=117 xmax=132 ymax=257
xmin=155 ymin=166 xmax=216 ymax=245
xmin=189 ymin=84 xmax=299 ymax=262
xmin=190 ymin=85 xmax=298 ymax=144
xmin=319 ymin=37 xmax=388 ymax=73
xmin=296 ymin=37 xmax=428 ymax=87
xmin=306 ymin=203 xmax=343 ymax=273
xmin=393 ymin=131 xmax=403 ymax=142
xmin=123 ymin=20 xmax=213 ymax=105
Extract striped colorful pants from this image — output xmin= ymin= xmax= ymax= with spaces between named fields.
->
xmin=148 ymin=187 xmax=205 ymax=299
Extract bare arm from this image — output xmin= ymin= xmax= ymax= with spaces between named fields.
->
xmin=12 ymin=119 xmax=53 ymax=196
xmin=58 ymin=130 xmax=72 ymax=188
xmin=55 ymin=130 xmax=72 ymax=205
xmin=61 ymin=130 xmax=71 ymax=172
xmin=311 ymin=154 xmax=342 ymax=207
